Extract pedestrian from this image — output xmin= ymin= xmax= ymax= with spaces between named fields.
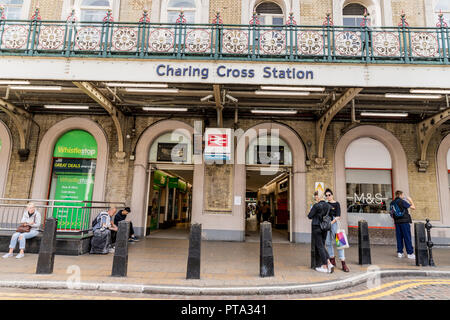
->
xmin=324 ymin=188 xmax=349 ymax=272
xmin=262 ymin=202 xmax=271 ymax=222
xmin=256 ymin=201 xmax=262 ymax=224
xmin=2 ymin=202 xmax=41 ymax=259
xmin=112 ymin=207 xmax=139 ymax=243
xmin=90 ymin=207 xmax=118 ymax=254
xmin=390 ymin=190 xmax=416 ymax=259
xmin=308 ymin=190 xmax=334 ymax=273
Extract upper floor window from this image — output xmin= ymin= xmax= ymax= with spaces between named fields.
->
xmin=343 ymin=3 xmax=368 ymax=27
xmin=435 ymin=0 xmax=450 ymax=25
xmin=255 ymin=1 xmax=284 ymax=25
xmin=79 ymin=0 xmax=111 ymax=22
xmin=167 ymin=0 xmax=196 ymax=23
xmin=3 ymin=0 xmax=25 ymax=19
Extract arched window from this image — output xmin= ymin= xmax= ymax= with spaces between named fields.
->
xmin=345 ymin=137 xmax=393 ymax=228
xmin=246 ymin=135 xmax=292 ymax=166
xmin=79 ymin=0 xmax=112 ymax=22
xmin=167 ymin=0 xmax=196 ymax=23
xmin=343 ymin=3 xmax=368 ymax=27
xmin=255 ymin=1 xmax=284 ymax=25
xmin=435 ymin=0 xmax=450 ymax=25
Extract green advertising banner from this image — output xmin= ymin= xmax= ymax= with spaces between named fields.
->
xmin=153 ymin=170 xmax=168 ymax=187
xmin=178 ymin=179 xmax=187 ymax=192
xmin=51 ymin=130 xmax=98 ymax=230
xmin=168 ymin=177 xmax=179 ymax=189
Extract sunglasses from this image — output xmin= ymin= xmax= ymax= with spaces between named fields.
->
xmin=325 ymin=194 xmax=332 ymax=197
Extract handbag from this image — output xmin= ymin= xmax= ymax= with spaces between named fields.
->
xmin=335 ymin=221 xmax=350 ymax=249
xmin=319 ymin=203 xmax=332 ymax=231
xmin=16 ymin=214 xmax=34 ymax=233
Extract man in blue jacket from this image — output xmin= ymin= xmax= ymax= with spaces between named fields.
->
xmin=391 ymin=190 xmax=416 ymax=259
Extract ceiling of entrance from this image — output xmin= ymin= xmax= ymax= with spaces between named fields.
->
xmin=246 ymin=169 xmax=286 ymax=192
xmin=0 ymin=80 xmax=448 ymax=123
xmin=163 ymin=169 xmax=194 ymax=185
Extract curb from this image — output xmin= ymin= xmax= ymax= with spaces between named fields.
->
xmin=0 ymin=269 xmax=449 ymax=295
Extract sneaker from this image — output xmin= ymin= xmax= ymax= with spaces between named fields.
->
xmin=407 ymin=253 xmax=416 ymax=260
xmin=15 ymin=253 xmax=24 ymax=259
xmin=108 ymin=248 xmax=115 ymax=254
xmin=327 ymin=263 xmax=334 ymax=274
xmin=2 ymin=253 xmax=13 ymax=259
xmin=397 ymin=253 xmax=404 ymax=258
xmin=315 ymin=266 xmax=329 ymax=273
xmin=130 ymin=236 xmax=139 ymax=242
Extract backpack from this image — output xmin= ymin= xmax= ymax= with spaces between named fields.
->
xmin=90 ymin=228 xmax=111 ymax=254
xmin=390 ymin=199 xmax=405 ymax=218
xmin=319 ymin=202 xmax=332 ymax=231
xmin=92 ymin=212 xmax=109 ymax=229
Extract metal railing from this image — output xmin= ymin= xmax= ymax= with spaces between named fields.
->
xmin=424 ymin=218 xmax=450 ymax=267
xmin=0 ymin=16 xmax=448 ymax=65
xmin=0 ymin=198 xmax=126 ymax=235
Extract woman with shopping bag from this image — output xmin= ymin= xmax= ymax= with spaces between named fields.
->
xmin=324 ymin=188 xmax=350 ymax=272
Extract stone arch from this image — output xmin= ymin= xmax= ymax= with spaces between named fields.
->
xmin=31 ymin=117 xmax=109 ymax=202
xmin=435 ymin=134 xmax=450 ymax=235
xmin=130 ymin=120 xmax=201 ymax=237
xmin=334 ymin=125 xmax=409 ymax=229
xmin=235 ymin=122 xmax=308 ymax=242
xmin=0 ymin=119 xmax=12 ymax=198
xmin=333 ymin=0 xmax=392 ymax=26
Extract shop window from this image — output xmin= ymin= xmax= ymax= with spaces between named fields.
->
xmin=166 ymin=0 xmax=197 ymax=23
xmin=345 ymin=137 xmax=394 ymax=228
xmin=343 ymin=3 xmax=368 ymax=27
xmin=79 ymin=0 xmax=112 ymax=22
xmin=246 ymin=135 xmax=292 ymax=166
xmin=149 ymin=131 xmax=192 ymax=164
xmin=48 ymin=130 xmax=98 ymax=231
xmin=435 ymin=0 xmax=450 ymax=25
xmin=255 ymin=1 xmax=284 ymax=25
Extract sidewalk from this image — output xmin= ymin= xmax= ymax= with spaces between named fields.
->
xmin=0 ymin=238 xmax=449 ymax=294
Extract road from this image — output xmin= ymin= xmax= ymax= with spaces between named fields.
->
xmin=0 ymin=277 xmax=448 ymax=300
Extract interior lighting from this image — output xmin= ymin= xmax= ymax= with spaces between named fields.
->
xmin=260 ymin=86 xmax=325 ymax=92
xmin=9 ymin=85 xmax=62 ymax=91
xmin=106 ymin=82 xmax=168 ymax=88
xmin=384 ymin=93 xmax=442 ymax=99
xmin=410 ymin=89 xmax=450 ymax=95
xmin=254 ymin=90 xmax=310 ymax=96
xmin=143 ymin=107 xmax=188 ymax=112
xmin=44 ymin=105 xmax=90 ymax=110
xmin=0 ymin=80 xmax=30 ymax=85
xmin=251 ymin=109 xmax=298 ymax=114
xmin=125 ymin=88 xmax=179 ymax=93
xmin=360 ymin=112 xmax=408 ymax=117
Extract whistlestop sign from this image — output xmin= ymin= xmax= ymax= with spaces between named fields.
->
xmin=204 ymin=128 xmax=232 ymax=161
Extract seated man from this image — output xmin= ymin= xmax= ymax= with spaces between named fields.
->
xmin=90 ymin=207 xmax=118 ymax=254
xmin=112 ymin=207 xmax=139 ymax=243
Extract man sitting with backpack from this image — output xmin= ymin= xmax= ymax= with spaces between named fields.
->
xmin=90 ymin=207 xmax=118 ymax=254
xmin=390 ymin=190 xmax=416 ymax=259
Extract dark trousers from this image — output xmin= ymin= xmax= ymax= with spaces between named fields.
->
xmin=395 ymin=223 xmax=414 ymax=255
xmin=111 ymin=222 xmax=135 ymax=244
xmin=312 ymin=225 xmax=329 ymax=266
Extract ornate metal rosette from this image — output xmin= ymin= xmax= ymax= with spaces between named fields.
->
xmin=185 ymin=29 xmax=211 ymax=53
xmin=334 ymin=31 xmax=362 ymax=56
xmin=222 ymin=29 xmax=248 ymax=54
xmin=297 ymin=31 xmax=323 ymax=55
xmin=148 ymin=28 xmax=175 ymax=53
xmin=75 ymin=27 xmax=101 ymax=51
xmin=38 ymin=25 xmax=65 ymax=50
xmin=410 ymin=32 xmax=438 ymax=57
xmin=372 ymin=32 xmax=400 ymax=56
xmin=259 ymin=30 xmax=286 ymax=55
xmin=111 ymin=27 xmax=138 ymax=51
xmin=1 ymin=25 xmax=29 ymax=50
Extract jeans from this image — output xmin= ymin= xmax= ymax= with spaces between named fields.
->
xmin=326 ymin=222 xmax=345 ymax=260
xmin=312 ymin=225 xmax=329 ymax=266
xmin=9 ymin=230 xmax=39 ymax=250
xmin=395 ymin=223 xmax=414 ymax=255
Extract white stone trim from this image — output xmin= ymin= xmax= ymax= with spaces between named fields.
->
xmin=0 ymin=119 xmax=12 ymax=198
xmin=241 ymin=0 xmax=300 ymax=25
xmin=435 ymin=134 xmax=450 ymax=239
xmin=333 ymin=0 xmax=389 ymax=27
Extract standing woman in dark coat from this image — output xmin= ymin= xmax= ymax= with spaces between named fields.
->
xmin=308 ymin=190 xmax=334 ymax=273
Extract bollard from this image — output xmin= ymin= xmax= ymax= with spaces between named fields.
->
xmin=414 ymin=222 xmax=429 ymax=266
xmin=111 ymin=220 xmax=130 ymax=277
xmin=260 ymin=222 xmax=274 ymax=277
xmin=425 ymin=219 xmax=436 ymax=267
xmin=186 ymin=223 xmax=201 ymax=279
xmin=358 ymin=220 xmax=371 ymax=265
xmin=36 ymin=217 xmax=58 ymax=274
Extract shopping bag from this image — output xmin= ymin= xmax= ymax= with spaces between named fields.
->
xmin=335 ymin=221 xmax=350 ymax=249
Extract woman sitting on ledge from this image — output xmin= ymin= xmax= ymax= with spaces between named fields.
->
xmin=2 ymin=202 xmax=41 ymax=259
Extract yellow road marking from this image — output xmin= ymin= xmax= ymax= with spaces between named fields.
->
xmin=0 ymin=291 xmax=163 ymax=300
xmin=350 ymin=281 xmax=450 ymax=300
xmin=299 ymin=279 xmax=450 ymax=300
